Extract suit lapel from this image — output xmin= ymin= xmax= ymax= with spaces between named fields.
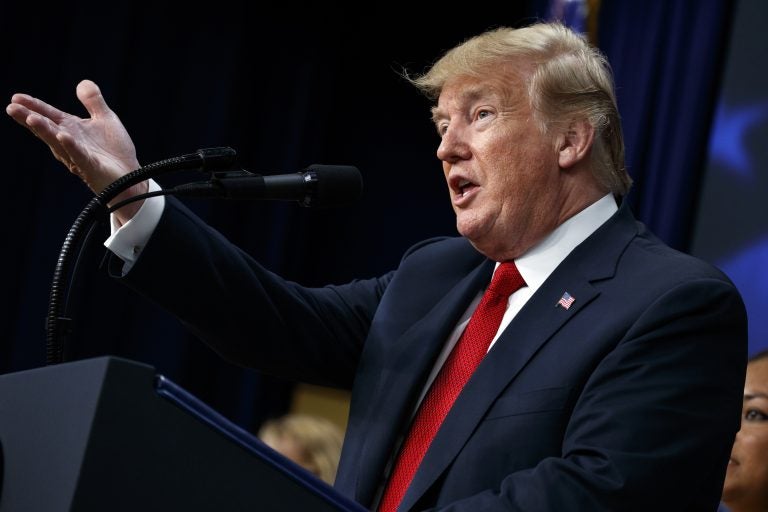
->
xmin=399 ymin=202 xmax=639 ymax=511
xmin=400 ymin=270 xmax=598 ymax=510
xmin=353 ymin=257 xmax=495 ymax=504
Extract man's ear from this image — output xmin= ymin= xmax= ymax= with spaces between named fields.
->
xmin=558 ymin=119 xmax=595 ymax=169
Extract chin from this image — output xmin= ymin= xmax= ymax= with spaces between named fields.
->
xmin=457 ymin=227 xmax=480 ymax=246
xmin=458 ymin=223 xmax=515 ymax=260
xmin=721 ymin=475 xmax=741 ymax=501
xmin=463 ymin=238 xmax=505 ymax=262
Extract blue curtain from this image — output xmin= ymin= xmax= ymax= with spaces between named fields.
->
xmin=598 ymin=0 xmax=736 ymax=250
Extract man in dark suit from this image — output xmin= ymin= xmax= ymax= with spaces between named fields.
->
xmin=7 ymin=22 xmax=747 ymax=511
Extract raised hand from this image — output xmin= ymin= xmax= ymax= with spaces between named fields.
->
xmin=6 ymin=79 xmax=147 ymax=221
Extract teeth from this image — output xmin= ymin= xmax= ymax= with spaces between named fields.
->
xmin=453 ymin=177 xmax=473 ymax=198
xmin=456 ymin=179 xmax=472 ymax=198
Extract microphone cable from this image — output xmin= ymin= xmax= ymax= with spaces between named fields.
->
xmin=45 ymin=147 xmax=237 ymax=365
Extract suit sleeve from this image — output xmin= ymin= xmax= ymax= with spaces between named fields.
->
xmin=110 ymin=198 xmax=391 ymax=389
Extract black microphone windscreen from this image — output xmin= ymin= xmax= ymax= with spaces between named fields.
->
xmin=308 ymin=165 xmax=363 ymax=208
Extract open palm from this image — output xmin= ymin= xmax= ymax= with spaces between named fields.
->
xmin=6 ymin=79 xmax=140 ymax=194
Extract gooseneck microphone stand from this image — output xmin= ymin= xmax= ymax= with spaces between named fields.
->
xmin=44 ymin=147 xmax=237 ymax=365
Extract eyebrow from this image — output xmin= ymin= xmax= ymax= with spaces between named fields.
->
xmin=431 ymin=85 xmax=495 ymax=125
xmin=745 ymin=392 xmax=768 ymax=400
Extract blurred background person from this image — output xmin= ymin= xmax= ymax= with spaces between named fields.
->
xmin=258 ymin=413 xmax=344 ymax=485
xmin=721 ymin=349 xmax=768 ymax=512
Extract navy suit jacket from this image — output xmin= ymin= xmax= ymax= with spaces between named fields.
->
xmin=115 ymin=198 xmax=747 ymax=511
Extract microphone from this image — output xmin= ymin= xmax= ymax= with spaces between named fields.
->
xmin=175 ymin=164 xmax=363 ymax=208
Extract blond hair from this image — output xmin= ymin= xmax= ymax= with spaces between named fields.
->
xmin=258 ymin=414 xmax=344 ymax=485
xmin=410 ymin=22 xmax=631 ymax=196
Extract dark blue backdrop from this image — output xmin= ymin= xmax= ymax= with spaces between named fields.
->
xmin=692 ymin=0 xmax=768 ymax=356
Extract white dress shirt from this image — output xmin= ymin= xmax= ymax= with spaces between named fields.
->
xmin=104 ymin=179 xmax=165 ymax=274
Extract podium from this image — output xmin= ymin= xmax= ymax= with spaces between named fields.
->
xmin=0 ymin=356 xmax=367 ymax=511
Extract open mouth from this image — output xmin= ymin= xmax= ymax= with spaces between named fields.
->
xmin=458 ymin=179 xmax=475 ymax=196
xmin=451 ymin=176 xmax=478 ymax=198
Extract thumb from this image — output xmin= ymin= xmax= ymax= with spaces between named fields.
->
xmin=76 ymin=79 xmax=112 ymax=119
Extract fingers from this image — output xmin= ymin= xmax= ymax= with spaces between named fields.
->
xmin=5 ymin=102 xmax=31 ymax=128
xmin=6 ymin=103 xmax=78 ymax=171
xmin=6 ymin=90 xmax=75 ymax=146
xmin=76 ymin=79 xmax=112 ymax=119
xmin=20 ymin=109 xmax=66 ymax=148
xmin=7 ymin=92 xmax=70 ymax=123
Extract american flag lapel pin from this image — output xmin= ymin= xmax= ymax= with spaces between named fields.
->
xmin=557 ymin=291 xmax=575 ymax=310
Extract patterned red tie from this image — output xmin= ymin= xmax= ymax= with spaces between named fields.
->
xmin=378 ymin=261 xmax=526 ymax=512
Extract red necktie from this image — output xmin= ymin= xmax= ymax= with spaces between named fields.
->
xmin=378 ymin=261 xmax=526 ymax=512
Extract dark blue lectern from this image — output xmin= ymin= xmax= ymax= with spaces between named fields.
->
xmin=0 ymin=357 xmax=366 ymax=512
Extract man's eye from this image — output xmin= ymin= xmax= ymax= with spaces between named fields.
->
xmin=744 ymin=408 xmax=768 ymax=421
xmin=477 ymin=110 xmax=492 ymax=120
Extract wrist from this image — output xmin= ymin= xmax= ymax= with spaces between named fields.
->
xmin=109 ymin=180 xmax=149 ymax=227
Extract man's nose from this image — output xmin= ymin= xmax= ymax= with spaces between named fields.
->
xmin=436 ymin=125 xmax=471 ymax=163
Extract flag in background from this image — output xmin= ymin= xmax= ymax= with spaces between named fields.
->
xmin=546 ymin=0 xmax=601 ymax=44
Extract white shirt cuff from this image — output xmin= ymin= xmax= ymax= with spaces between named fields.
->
xmin=104 ymin=179 xmax=165 ymax=274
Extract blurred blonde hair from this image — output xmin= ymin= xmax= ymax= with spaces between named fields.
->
xmin=258 ymin=414 xmax=344 ymax=485
xmin=410 ymin=22 xmax=631 ymax=196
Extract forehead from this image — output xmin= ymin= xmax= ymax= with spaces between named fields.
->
xmin=746 ymin=358 xmax=768 ymax=395
xmin=433 ymin=73 xmax=526 ymax=116
xmin=437 ymin=81 xmax=497 ymax=108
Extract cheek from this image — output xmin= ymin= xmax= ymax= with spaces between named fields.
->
xmin=480 ymin=129 xmax=559 ymax=205
xmin=740 ymin=433 xmax=768 ymax=473
xmin=754 ymin=436 xmax=768 ymax=476
xmin=493 ymin=155 xmax=553 ymax=206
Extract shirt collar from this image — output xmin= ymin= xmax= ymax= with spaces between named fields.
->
xmin=506 ymin=194 xmax=618 ymax=293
